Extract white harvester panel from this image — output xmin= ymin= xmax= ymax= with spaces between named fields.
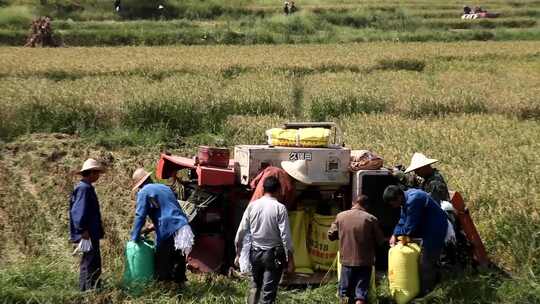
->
xmin=234 ymin=145 xmax=351 ymax=186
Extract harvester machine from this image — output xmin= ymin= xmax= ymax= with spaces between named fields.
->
xmin=155 ymin=122 xmax=489 ymax=284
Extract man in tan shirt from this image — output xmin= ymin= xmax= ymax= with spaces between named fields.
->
xmin=328 ymin=195 xmax=385 ymax=304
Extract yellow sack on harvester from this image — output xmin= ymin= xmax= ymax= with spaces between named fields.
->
xmin=266 ymin=128 xmax=330 ymax=147
xmin=288 ymin=211 xmax=313 ymax=274
xmin=308 ymin=214 xmax=338 ymax=270
xmin=388 ymin=243 xmax=421 ymax=304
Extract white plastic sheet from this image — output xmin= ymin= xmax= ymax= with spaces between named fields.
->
xmin=445 ymin=220 xmax=457 ymax=244
xmin=440 ymin=200 xmax=455 ymax=213
xmin=174 ymin=225 xmax=195 ymax=256
xmin=239 ymin=233 xmax=252 ymax=273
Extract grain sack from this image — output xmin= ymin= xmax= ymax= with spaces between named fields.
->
xmin=266 ymin=128 xmax=330 ymax=147
xmin=289 ymin=210 xmax=313 ymax=274
xmin=388 ymin=243 xmax=421 ymax=304
xmin=308 ymin=214 xmax=338 ymax=270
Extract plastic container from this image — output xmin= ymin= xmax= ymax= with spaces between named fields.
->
xmin=123 ymin=239 xmax=155 ymax=287
xmin=197 ymin=146 xmax=230 ymax=168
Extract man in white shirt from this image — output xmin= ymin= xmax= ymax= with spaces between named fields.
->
xmin=235 ymin=176 xmax=295 ymax=304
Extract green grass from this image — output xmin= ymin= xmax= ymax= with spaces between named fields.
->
xmin=1 ymin=0 xmax=540 ymax=45
xmin=0 ymin=5 xmax=33 ymax=28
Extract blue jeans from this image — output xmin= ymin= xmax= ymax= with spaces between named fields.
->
xmin=339 ymin=265 xmax=372 ymax=303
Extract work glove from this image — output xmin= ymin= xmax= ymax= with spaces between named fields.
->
xmin=397 ymin=236 xmax=411 ymax=245
xmin=72 ymin=239 xmax=92 ymax=255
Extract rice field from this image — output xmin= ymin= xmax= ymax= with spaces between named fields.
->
xmin=0 ymin=0 xmax=540 ymax=302
xmin=1 ymin=42 xmax=539 ymax=141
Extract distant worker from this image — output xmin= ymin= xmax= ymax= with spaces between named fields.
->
xmin=473 ymin=6 xmax=485 ymax=13
xmin=69 ymin=158 xmax=105 ymax=291
xmin=114 ymin=0 xmax=121 ymax=12
xmin=404 ymin=152 xmax=450 ymax=204
xmin=383 ymin=186 xmax=448 ymax=295
xmin=463 ymin=6 xmax=472 ymax=14
xmin=235 ymin=176 xmax=295 ymax=304
xmin=283 ymin=1 xmax=290 ymax=15
xmin=289 ymin=1 xmax=298 ymax=14
xmin=130 ymin=168 xmax=194 ymax=285
xmin=327 ymin=195 xmax=385 ymax=304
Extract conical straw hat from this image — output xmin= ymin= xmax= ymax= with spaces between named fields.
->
xmin=79 ymin=158 xmax=103 ymax=173
xmin=281 ymin=160 xmax=317 ymax=185
xmin=131 ymin=168 xmax=151 ymax=192
xmin=404 ymin=153 xmax=438 ymax=173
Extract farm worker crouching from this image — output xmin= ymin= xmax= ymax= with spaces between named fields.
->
xmin=404 ymin=152 xmax=450 ymax=204
xmin=235 ymin=176 xmax=295 ymax=304
xmin=69 ymin=158 xmax=105 ymax=291
xmin=130 ymin=168 xmax=194 ymax=285
xmin=383 ymin=185 xmax=448 ymax=295
xmin=327 ymin=195 xmax=385 ymax=304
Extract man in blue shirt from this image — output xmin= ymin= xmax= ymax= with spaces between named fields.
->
xmin=69 ymin=158 xmax=105 ymax=291
xmin=130 ymin=168 xmax=193 ymax=284
xmin=383 ymin=185 xmax=448 ymax=295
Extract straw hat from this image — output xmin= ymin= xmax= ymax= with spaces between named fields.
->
xmin=281 ymin=160 xmax=317 ymax=185
xmin=79 ymin=158 xmax=104 ymax=174
xmin=131 ymin=168 xmax=151 ymax=192
xmin=404 ymin=153 xmax=438 ymax=173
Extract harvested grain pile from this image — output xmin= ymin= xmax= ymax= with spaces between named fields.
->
xmin=25 ymin=16 xmax=62 ymax=47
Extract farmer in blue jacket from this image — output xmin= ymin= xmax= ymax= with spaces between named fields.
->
xmin=130 ymin=168 xmax=194 ymax=284
xmin=69 ymin=158 xmax=105 ymax=291
xmin=383 ymin=185 xmax=448 ymax=295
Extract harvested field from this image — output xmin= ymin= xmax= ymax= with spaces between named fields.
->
xmin=0 ymin=114 xmax=539 ymax=303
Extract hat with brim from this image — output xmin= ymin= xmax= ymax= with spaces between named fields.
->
xmin=131 ymin=168 xmax=151 ymax=192
xmin=79 ymin=158 xmax=104 ymax=174
xmin=404 ymin=153 xmax=438 ymax=173
xmin=281 ymin=160 xmax=316 ymax=185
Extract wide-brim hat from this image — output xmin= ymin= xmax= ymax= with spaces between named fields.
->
xmin=404 ymin=153 xmax=438 ymax=173
xmin=281 ymin=160 xmax=317 ymax=185
xmin=131 ymin=168 xmax=151 ymax=192
xmin=79 ymin=158 xmax=104 ymax=174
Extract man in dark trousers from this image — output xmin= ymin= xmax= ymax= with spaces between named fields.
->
xmin=130 ymin=168 xmax=193 ymax=284
xmin=383 ymin=185 xmax=448 ymax=295
xmin=69 ymin=158 xmax=105 ymax=291
xmin=235 ymin=176 xmax=295 ymax=304
xmin=328 ymin=195 xmax=385 ymax=304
